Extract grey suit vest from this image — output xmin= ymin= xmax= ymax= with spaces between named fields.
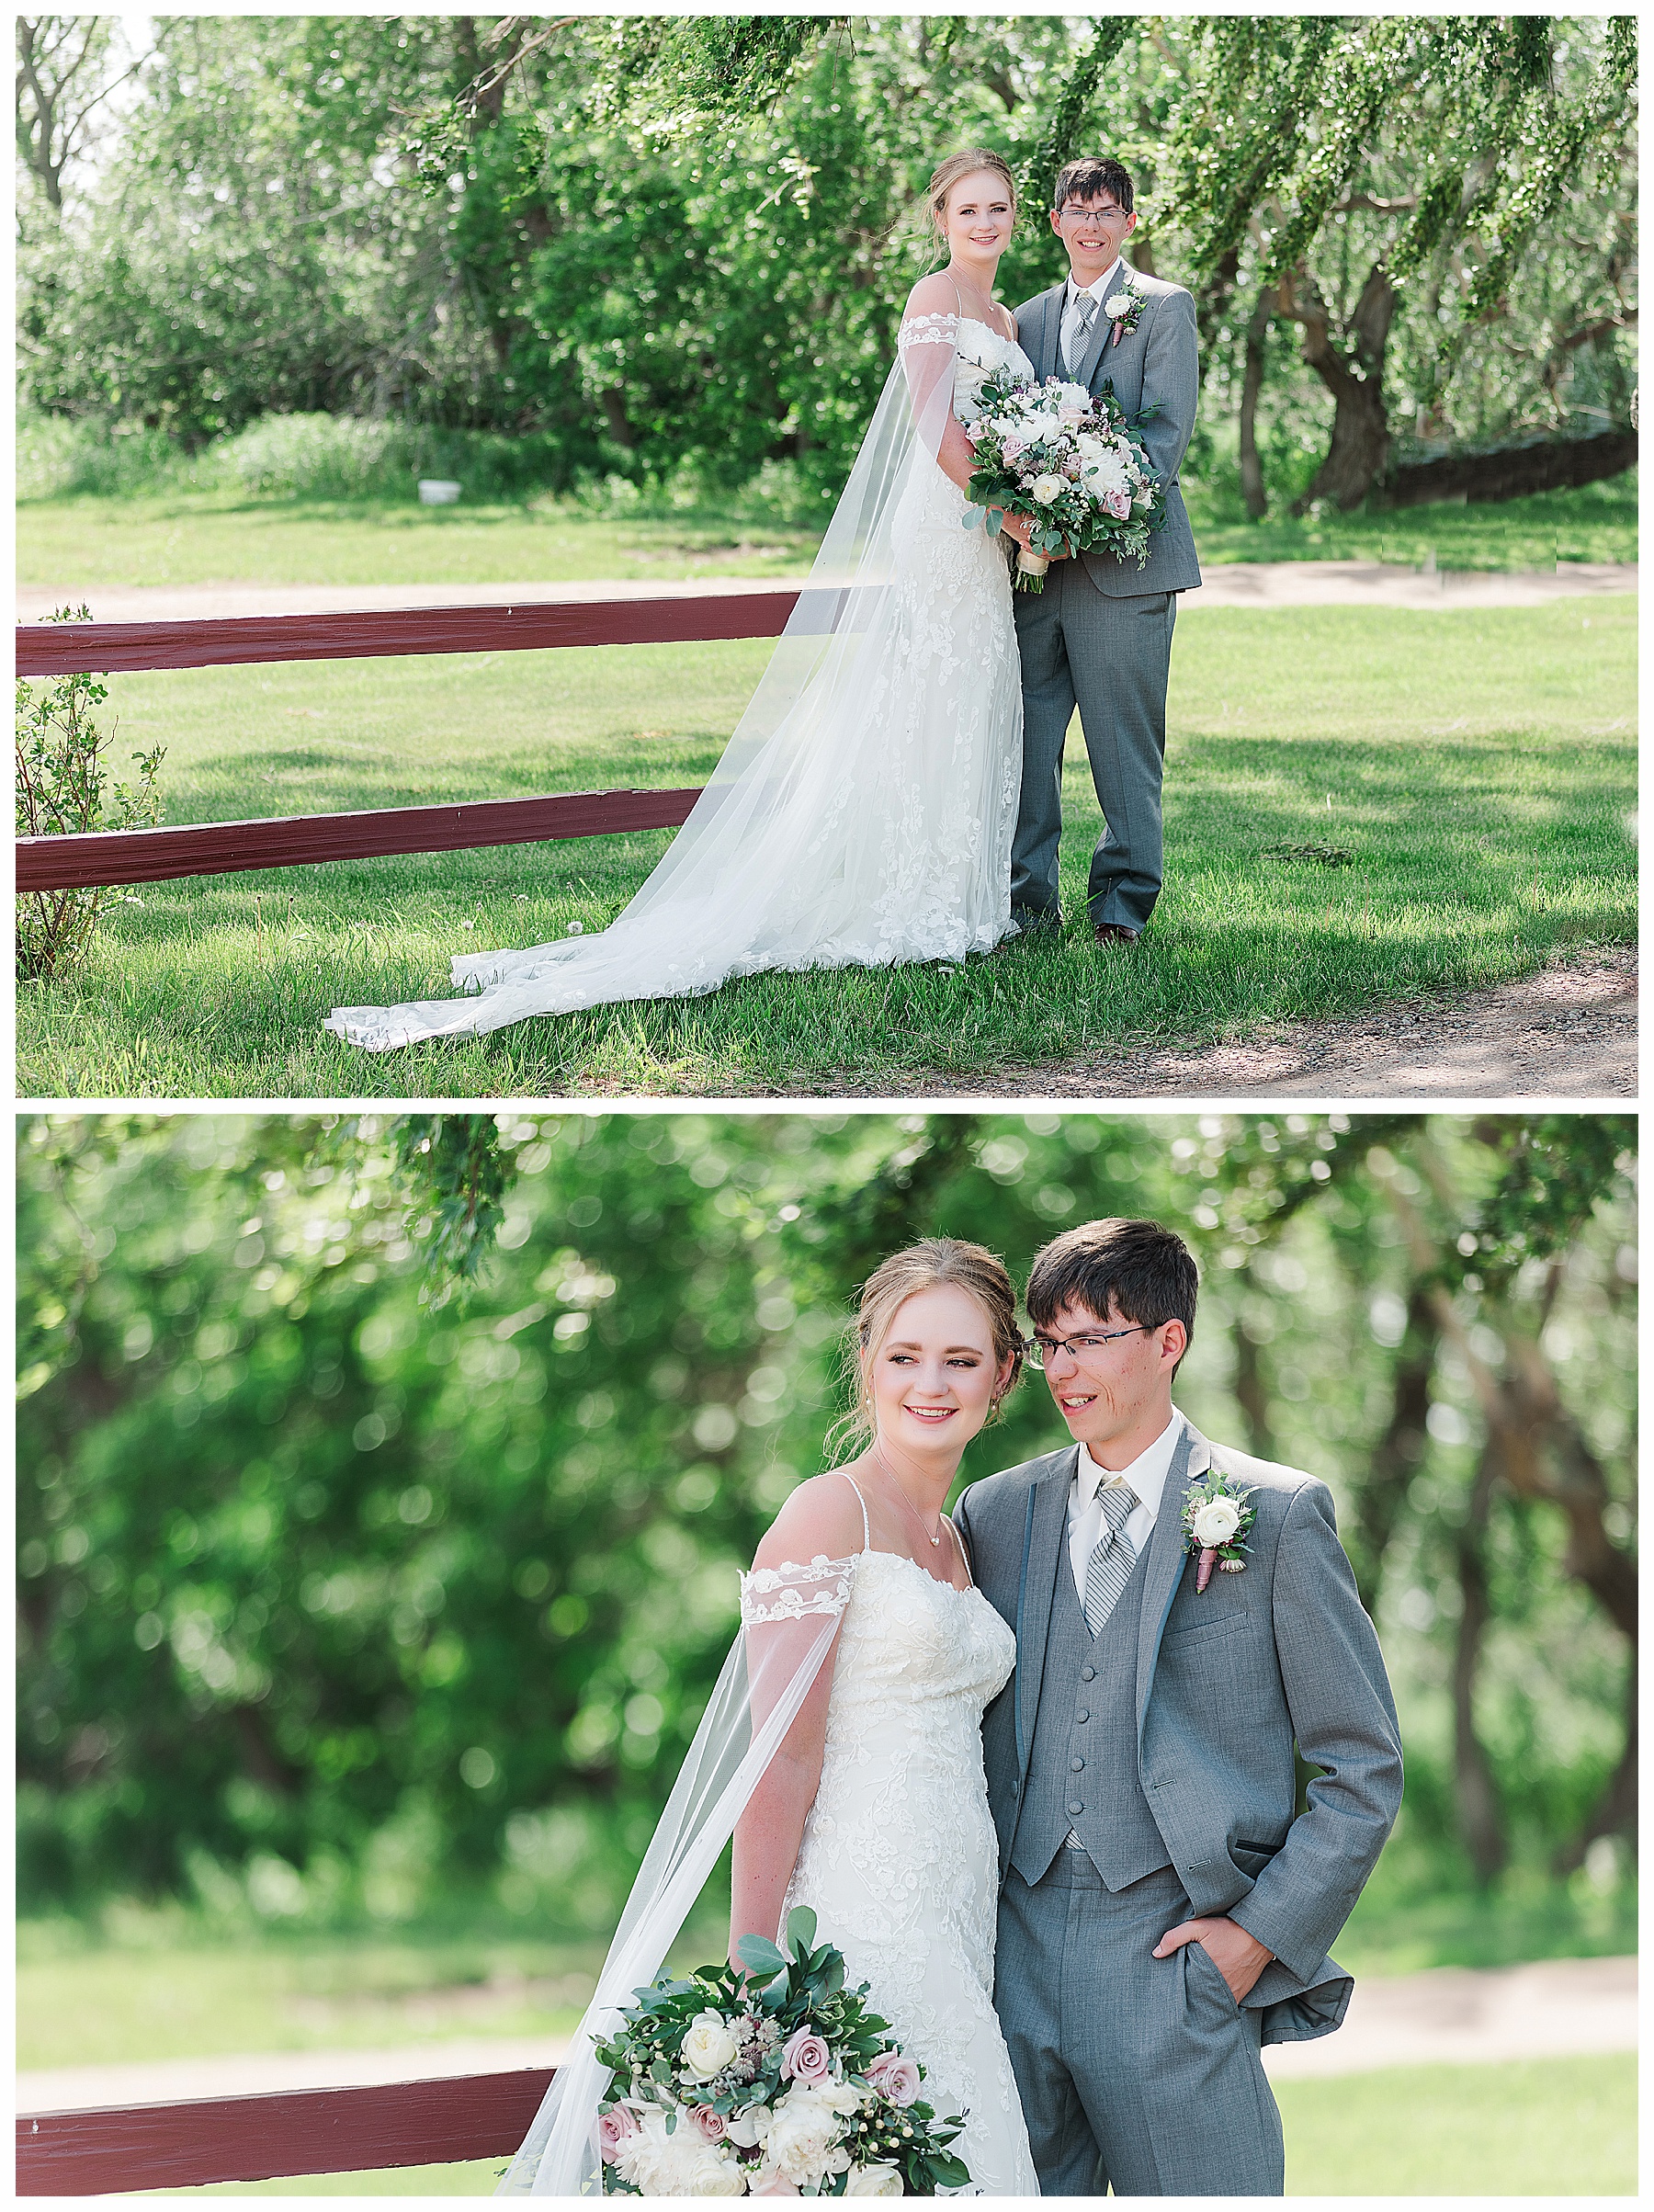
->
xmin=1008 ymin=1528 xmax=1172 ymax=1891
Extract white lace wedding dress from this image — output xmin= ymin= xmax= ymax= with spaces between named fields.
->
xmin=325 ymin=314 xmax=1033 ymax=1051
xmin=743 ymin=1491 xmax=1039 ymax=2196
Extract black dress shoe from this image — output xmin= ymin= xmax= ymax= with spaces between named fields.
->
xmin=1011 ymin=908 xmax=1063 ymax=938
xmin=1093 ymin=921 xmax=1141 ymax=946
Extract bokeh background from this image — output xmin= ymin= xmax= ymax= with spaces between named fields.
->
xmin=17 ymin=1110 xmax=1637 ymax=2194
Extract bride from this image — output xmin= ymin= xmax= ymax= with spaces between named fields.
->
xmin=499 ymin=1239 xmax=1039 ymax=2195
xmin=325 ymin=152 xmax=1039 ymax=1051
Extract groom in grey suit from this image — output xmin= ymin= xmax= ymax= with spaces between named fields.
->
xmin=955 ymin=1219 xmax=1403 ymax=2196
xmin=1011 ymin=157 xmax=1203 ymax=945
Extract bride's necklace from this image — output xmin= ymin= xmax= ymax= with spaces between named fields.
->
xmin=869 ymin=1446 xmax=945 ymax=1548
xmin=946 ymin=266 xmax=1000 ymax=329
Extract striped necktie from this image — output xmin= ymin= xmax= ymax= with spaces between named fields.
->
xmin=1059 ymin=289 xmax=1097 ymax=379
xmin=1082 ymin=1480 xmax=1139 ymax=1635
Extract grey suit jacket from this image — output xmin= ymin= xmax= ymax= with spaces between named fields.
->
xmin=1015 ymin=266 xmax=1203 ymax=597
xmin=955 ymin=1414 xmax=1404 ymax=2045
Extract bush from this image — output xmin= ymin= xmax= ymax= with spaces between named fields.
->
xmin=16 ymin=609 xmax=165 ymax=981
xmin=17 ymin=413 xmax=199 ymax=501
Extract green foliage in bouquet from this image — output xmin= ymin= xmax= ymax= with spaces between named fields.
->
xmin=591 ymin=1906 xmax=970 ymax=2194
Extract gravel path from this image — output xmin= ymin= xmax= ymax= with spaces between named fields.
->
xmin=16 ymin=560 xmax=1637 ymax=624
xmin=17 ymin=1954 xmax=1635 ymax=2113
xmin=794 ymin=947 xmax=1637 ymax=1102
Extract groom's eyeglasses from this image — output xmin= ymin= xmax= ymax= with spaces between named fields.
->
xmin=1057 ymin=201 xmax=1127 ymax=226
xmin=1024 ymin=1323 xmax=1153 ymax=1367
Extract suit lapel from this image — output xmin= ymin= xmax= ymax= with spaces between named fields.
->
xmin=1037 ymin=285 xmax=1063 ymax=384
xmin=1078 ymin=257 xmax=1136 ymax=392
xmin=1134 ymin=1416 xmax=1201 ymax=1744
xmin=1015 ymin=1445 xmax=1076 ymax=1776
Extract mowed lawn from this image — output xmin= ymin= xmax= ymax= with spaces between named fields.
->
xmin=17 ymin=597 xmax=1635 ymax=1098
xmin=16 ymin=472 xmax=1637 ymax=591
xmin=125 ymin=2057 xmax=1637 ymax=2194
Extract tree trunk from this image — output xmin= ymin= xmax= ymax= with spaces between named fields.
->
xmin=1285 ymin=265 xmax=1396 ymax=512
xmin=1452 ymin=1450 xmax=1507 ymax=1886
xmin=1350 ymin=1288 xmax=1437 ymax=1616
xmin=1231 ymin=1324 xmax=1276 ymax=1460
xmin=1554 ymin=1651 xmax=1637 ymax=1874
xmin=599 ymin=389 xmax=634 ymax=450
xmin=1372 ymin=428 xmax=1637 ymax=510
xmin=1238 ymin=284 xmax=1274 ymax=521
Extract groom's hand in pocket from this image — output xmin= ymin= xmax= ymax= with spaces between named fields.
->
xmin=1153 ymin=1915 xmax=1274 ymax=2003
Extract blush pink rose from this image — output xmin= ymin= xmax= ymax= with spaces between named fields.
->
xmin=780 ymin=2027 xmax=832 ymax=2084
xmin=1105 ymin=487 xmax=1131 ymax=518
xmin=689 ymin=2104 xmax=730 ymax=2143
xmin=597 ymin=2107 xmax=640 ymax=2163
xmin=1001 ymin=431 xmax=1027 ymax=463
xmin=866 ymin=2052 xmax=921 ymax=2107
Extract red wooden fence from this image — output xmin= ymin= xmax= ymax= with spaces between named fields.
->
xmin=17 ymin=2064 xmax=556 ymax=2194
xmin=15 ymin=590 xmax=810 ymax=891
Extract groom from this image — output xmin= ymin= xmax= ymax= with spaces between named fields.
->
xmin=1011 ymin=157 xmax=1202 ymax=946
xmin=955 ymin=1219 xmax=1403 ymax=2196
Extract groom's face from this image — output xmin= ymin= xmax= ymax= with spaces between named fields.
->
xmin=1037 ymin=1298 xmax=1184 ymax=1456
xmin=1050 ymin=192 xmax=1137 ymax=287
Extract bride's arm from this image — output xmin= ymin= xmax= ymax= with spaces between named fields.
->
xmin=729 ymin=1476 xmax=866 ymax=1968
xmin=900 ymin=275 xmax=1036 ymax=548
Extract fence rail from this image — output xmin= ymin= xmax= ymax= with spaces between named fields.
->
xmin=15 ymin=589 xmax=803 ymax=890
xmin=17 ymin=2066 xmax=557 ymax=2195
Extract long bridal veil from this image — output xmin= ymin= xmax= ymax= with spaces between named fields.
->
xmin=496 ymin=1556 xmax=856 ymax=2196
xmin=323 ymin=308 xmax=971 ymax=1051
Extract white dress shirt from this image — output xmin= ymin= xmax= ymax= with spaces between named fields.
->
xmin=1059 ymin=258 xmax=1127 ymax=374
xmin=1065 ymin=1409 xmax=1184 ymax=1605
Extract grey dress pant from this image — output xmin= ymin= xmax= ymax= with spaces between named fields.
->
xmin=1011 ymin=562 xmax=1177 ymax=934
xmin=996 ymin=1855 xmax=1286 ymax=2197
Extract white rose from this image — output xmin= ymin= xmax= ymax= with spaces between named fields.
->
xmin=1192 ymin=1497 xmax=1241 ymax=1547
xmin=1030 ymin=473 xmax=1064 ymax=505
xmin=1105 ymin=290 xmax=1133 ymax=320
xmin=846 ymin=2163 xmax=905 ymax=2196
xmin=681 ymin=2009 xmax=741 ymax=2082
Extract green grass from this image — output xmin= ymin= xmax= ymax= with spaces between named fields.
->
xmin=132 ymin=2058 xmax=1638 ymax=2194
xmin=17 ymin=598 xmax=1635 ymax=1098
xmin=17 ymin=472 xmax=1636 ymax=593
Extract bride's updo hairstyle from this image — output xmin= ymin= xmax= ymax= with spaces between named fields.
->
xmin=830 ymin=1237 xmax=1024 ymax=1458
xmin=925 ymin=148 xmax=1019 ymax=252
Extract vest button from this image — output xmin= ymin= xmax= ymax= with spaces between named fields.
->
xmin=1076 ymin=1709 xmax=1090 ymax=1724
xmin=1067 ymin=1800 xmax=1083 ymax=1816
xmin=1011 ymin=1779 xmax=1020 ymax=1798
xmin=1071 ymin=1756 xmax=1084 ymax=1772
xmin=1082 ymin=1667 xmax=1095 ymax=1682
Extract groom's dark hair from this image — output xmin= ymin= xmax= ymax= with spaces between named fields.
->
xmin=1051 ymin=155 xmax=1135 ymax=214
xmin=1025 ymin=1219 xmax=1197 ymax=1356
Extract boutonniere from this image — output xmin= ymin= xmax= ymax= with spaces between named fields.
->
xmin=1104 ymin=278 xmax=1143 ymax=346
xmin=1181 ymin=1472 xmax=1257 ymax=1592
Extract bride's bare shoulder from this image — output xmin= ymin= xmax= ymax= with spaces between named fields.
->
xmin=752 ymin=1470 xmax=867 ymax=1571
xmin=902 ymin=271 xmax=961 ymax=323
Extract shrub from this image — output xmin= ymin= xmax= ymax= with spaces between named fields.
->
xmin=17 ymin=608 xmax=165 ymax=981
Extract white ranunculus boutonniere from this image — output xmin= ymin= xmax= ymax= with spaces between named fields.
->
xmin=1104 ymin=279 xmax=1144 ymax=346
xmin=1181 ymin=1472 xmax=1257 ymax=1592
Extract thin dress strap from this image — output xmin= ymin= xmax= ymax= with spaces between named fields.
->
xmin=840 ymin=1473 xmax=873 ymax=1554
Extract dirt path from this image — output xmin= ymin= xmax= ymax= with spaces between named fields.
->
xmin=17 ymin=1954 xmax=1635 ymax=2112
xmin=794 ymin=947 xmax=1636 ymax=1101
xmin=16 ymin=560 xmax=1637 ymax=624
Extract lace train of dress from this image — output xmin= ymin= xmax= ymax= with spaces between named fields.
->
xmin=324 ymin=317 xmax=1032 ymax=1051
xmin=769 ymin=1547 xmax=1039 ymax=2197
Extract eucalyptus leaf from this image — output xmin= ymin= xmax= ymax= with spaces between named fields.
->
xmin=786 ymin=1903 xmax=819 ymax=1957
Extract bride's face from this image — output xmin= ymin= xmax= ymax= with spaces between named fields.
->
xmin=868 ymin=1283 xmax=1012 ymax=1458
xmin=942 ymin=171 xmax=1015 ymax=266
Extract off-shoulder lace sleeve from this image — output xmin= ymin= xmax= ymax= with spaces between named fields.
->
xmin=739 ymin=1553 xmax=856 ymax=1627
xmin=897 ymin=309 xmax=960 ymax=356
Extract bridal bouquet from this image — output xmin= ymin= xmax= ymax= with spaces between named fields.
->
xmin=962 ymin=363 xmax=1164 ymax=591
xmin=591 ymin=1908 xmax=970 ymax=2195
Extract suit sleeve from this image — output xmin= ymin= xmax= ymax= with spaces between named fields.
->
xmin=1228 ymin=1481 xmax=1404 ymax=1980
xmin=953 ymin=1480 xmax=979 ymax=1574
xmin=1133 ymin=287 xmax=1199 ymax=493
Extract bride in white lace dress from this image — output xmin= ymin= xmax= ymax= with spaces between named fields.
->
xmin=326 ymin=152 xmax=1039 ymax=1052
xmin=731 ymin=1241 xmax=1039 ymax=2195
xmin=496 ymin=1239 xmax=1038 ymax=2196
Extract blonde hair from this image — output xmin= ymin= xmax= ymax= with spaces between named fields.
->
xmin=926 ymin=149 xmax=1019 ymax=250
xmin=829 ymin=1238 xmax=1024 ymax=1459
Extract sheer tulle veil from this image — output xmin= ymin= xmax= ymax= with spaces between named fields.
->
xmin=495 ymin=1557 xmax=857 ymax=2196
xmin=323 ymin=303 xmax=967 ymax=1051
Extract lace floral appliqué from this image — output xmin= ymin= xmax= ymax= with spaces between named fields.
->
xmin=739 ymin=1554 xmax=856 ymax=1627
